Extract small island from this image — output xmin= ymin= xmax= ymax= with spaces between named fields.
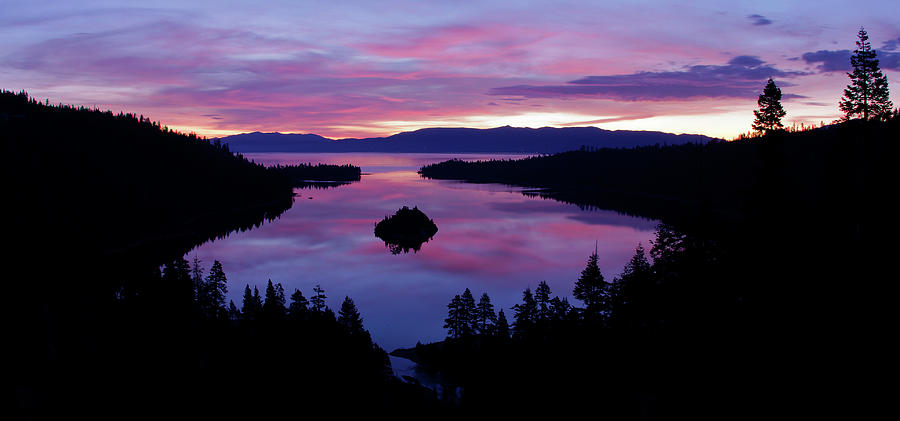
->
xmin=374 ymin=206 xmax=439 ymax=254
xmin=271 ymin=162 xmax=361 ymax=188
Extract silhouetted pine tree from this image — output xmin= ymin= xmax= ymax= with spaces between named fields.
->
xmin=512 ymin=288 xmax=537 ymax=337
xmin=288 ymin=288 xmax=309 ymax=320
xmin=162 ymin=258 xmax=193 ymax=317
xmin=228 ymin=300 xmax=241 ymax=321
xmin=475 ymin=293 xmax=497 ymax=335
xmin=310 ymin=284 xmax=327 ymax=312
xmin=262 ymin=280 xmax=286 ymax=320
xmin=444 ymin=295 xmax=464 ymax=339
xmin=840 ymin=27 xmax=893 ymax=121
xmin=573 ymin=250 xmax=608 ymax=323
xmin=752 ymin=78 xmax=786 ymax=134
xmin=496 ymin=309 xmax=510 ymax=339
xmin=610 ymin=244 xmax=654 ymax=328
xmin=276 ymin=283 xmax=286 ymax=310
xmin=190 ymin=256 xmax=208 ymax=315
xmin=534 ymin=281 xmax=552 ymax=321
xmin=206 ymin=260 xmax=228 ymax=320
xmin=241 ymin=285 xmax=263 ymax=320
xmin=338 ymin=296 xmax=365 ymax=335
xmin=549 ymin=296 xmax=571 ymax=322
xmin=459 ymin=288 xmax=477 ymax=337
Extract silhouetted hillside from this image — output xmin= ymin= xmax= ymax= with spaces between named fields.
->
xmin=421 ymin=118 xmax=899 ymax=331
xmin=404 ymin=120 xmax=900 ymax=416
xmin=3 ymin=90 xmax=294 ymax=266
xmin=220 ymin=126 xmax=716 ymax=153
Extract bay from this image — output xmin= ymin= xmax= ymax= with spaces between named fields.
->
xmin=190 ymin=153 xmax=657 ymax=351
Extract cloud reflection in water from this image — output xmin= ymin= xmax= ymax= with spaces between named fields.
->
xmin=191 ymin=153 xmax=656 ymax=350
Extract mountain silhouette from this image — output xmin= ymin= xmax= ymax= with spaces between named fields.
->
xmin=219 ymin=126 xmax=716 ymax=153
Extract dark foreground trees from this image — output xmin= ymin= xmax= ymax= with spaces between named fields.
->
xmin=15 ymin=253 xmax=442 ymax=416
xmin=413 ymin=223 xmax=759 ymax=417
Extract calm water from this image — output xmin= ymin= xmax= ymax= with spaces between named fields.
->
xmin=190 ymin=153 xmax=657 ymax=351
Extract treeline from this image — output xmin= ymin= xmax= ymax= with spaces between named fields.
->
xmin=270 ymin=162 xmax=362 ymax=185
xmin=419 ymin=140 xmax=753 ymax=228
xmin=419 ymin=115 xmax=898 ymax=224
xmin=396 ymin=224 xmax=761 ymax=416
xmin=36 ymin=256 xmax=444 ymax=416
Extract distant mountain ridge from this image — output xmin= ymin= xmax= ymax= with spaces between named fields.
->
xmin=219 ymin=126 xmax=719 ymax=153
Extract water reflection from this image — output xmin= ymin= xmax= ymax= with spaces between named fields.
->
xmin=190 ymin=153 xmax=657 ymax=351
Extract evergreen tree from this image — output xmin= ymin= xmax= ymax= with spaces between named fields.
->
xmin=228 ymin=300 xmax=241 ymax=321
xmin=443 ymin=294 xmax=464 ymax=339
xmin=241 ymin=285 xmax=254 ymax=319
xmin=310 ymin=284 xmax=327 ymax=312
xmin=512 ymin=288 xmax=537 ymax=337
xmin=573 ymin=250 xmax=608 ymax=321
xmin=610 ymin=244 xmax=654 ymax=328
xmin=475 ymin=293 xmax=497 ymax=335
xmin=262 ymin=280 xmax=286 ymax=320
xmin=459 ymin=288 xmax=477 ymax=337
xmin=190 ymin=256 xmax=209 ymax=316
xmin=205 ymin=260 xmax=228 ymax=320
xmin=338 ymin=296 xmax=365 ymax=335
xmin=752 ymin=78 xmax=786 ymax=134
xmin=288 ymin=288 xmax=309 ymax=320
xmin=241 ymin=284 xmax=263 ymax=320
xmin=840 ymin=27 xmax=893 ymax=121
xmin=534 ymin=281 xmax=552 ymax=321
xmin=162 ymin=258 xmax=193 ymax=316
xmin=275 ymin=283 xmax=286 ymax=310
xmin=496 ymin=309 xmax=510 ymax=339
xmin=549 ymin=296 xmax=571 ymax=322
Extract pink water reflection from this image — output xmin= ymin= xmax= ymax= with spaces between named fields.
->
xmin=191 ymin=153 xmax=657 ymax=351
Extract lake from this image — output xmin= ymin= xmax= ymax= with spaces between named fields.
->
xmin=190 ymin=153 xmax=658 ymax=351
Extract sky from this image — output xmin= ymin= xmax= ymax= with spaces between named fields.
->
xmin=1 ymin=0 xmax=898 ymax=139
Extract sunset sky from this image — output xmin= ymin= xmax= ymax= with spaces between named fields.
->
xmin=2 ymin=0 xmax=898 ymax=139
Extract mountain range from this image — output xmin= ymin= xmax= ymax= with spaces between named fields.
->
xmin=218 ymin=126 xmax=718 ymax=154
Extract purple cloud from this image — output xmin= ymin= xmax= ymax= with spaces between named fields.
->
xmin=802 ymin=49 xmax=900 ymax=72
xmin=490 ymin=56 xmax=804 ymax=101
xmin=882 ymin=37 xmax=900 ymax=51
xmin=747 ymin=14 xmax=772 ymax=26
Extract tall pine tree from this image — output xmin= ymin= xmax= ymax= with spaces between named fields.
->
xmin=241 ymin=284 xmax=263 ymax=320
xmin=475 ymin=293 xmax=497 ymax=335
xmin=190 ymin=256 xmax=207 ymax=315
xmin=610 ymin=244 xmax=654 ymax=328
xmin=310 ymin=284 xmax=327 ymax=312
xmin=752 ymin=78 xmax=786 ymax=134
xmin=262 ymin=280 xmax=286 ymax=320
xmin=459 ymin=288 xmax=477 ymax=337
xmin=573 ymin=249 xmax=608 ymax=322
xmin=534 ymin=281 xmax=552 ymax=321
xmin=512 ymin=288 xmax=537 ymax=337
xmin=338 ymin=296 xmax=365 ymax=335
xmin=444 ymin=294 xmax=464 ymax=339
xmin=205 ymin=260 xmax=228 ymax=320
xmin=840 ymin=27 xmax=893 ymax=121
xmin=496 ymin=309 xmax=510 ymax=339
xmin=288 ymin=288 xmax=309 ymax=320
